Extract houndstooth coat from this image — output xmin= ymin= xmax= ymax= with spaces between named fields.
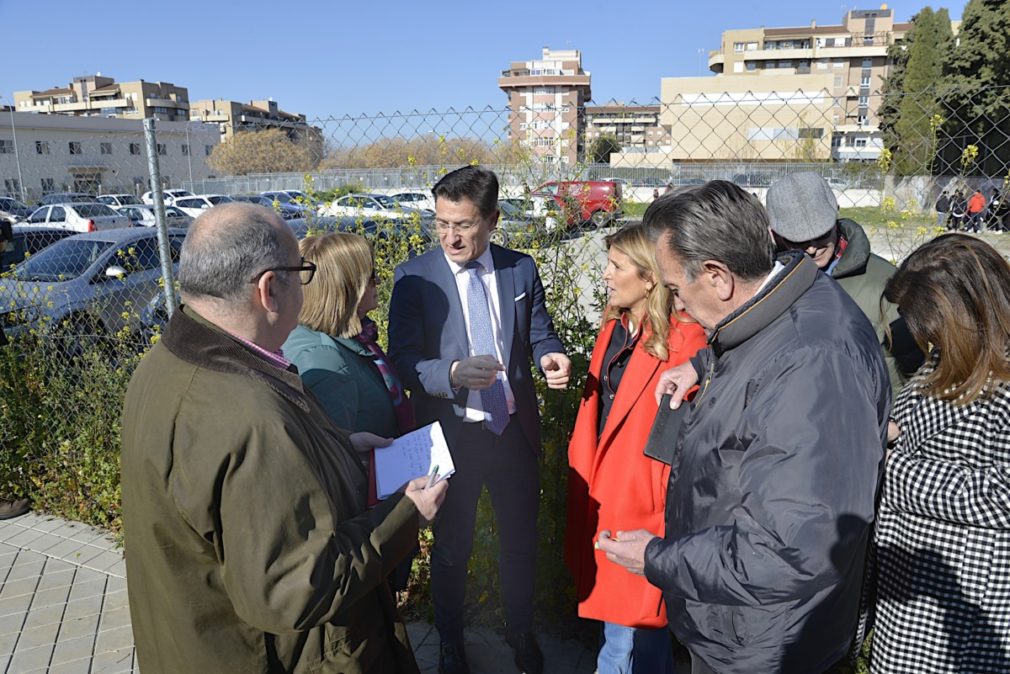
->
xmin=872 ymin=364 xmax=1010 ymax=673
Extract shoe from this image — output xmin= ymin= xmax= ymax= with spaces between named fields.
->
xmin=507 ymin=632 xmax=543 ymax=674
xmin=0 ymin=498 xmax=29 ymax=520
xmin=438 ymin=640 xmax=471 ymax=674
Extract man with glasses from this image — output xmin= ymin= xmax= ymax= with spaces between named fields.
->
xmin=121 ymin=203 xmax=447 ymax=673
xmin=390 ymin=166 xmax=571 ymax=674
xmin=766 ymin=172 xmax=921 ymax=392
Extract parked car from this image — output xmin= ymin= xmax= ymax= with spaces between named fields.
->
xmin=494 ymin=200 xmax=540 ymax=248
xmin=234 ymin=194 xmax=309 ymax=220
xmin=171 ymin=194 xmax=235 ymax=217
xmin=96 ymin=194 xmax=143 ymax=207
xmin=141 ymin=189 xmax=195 ymax=206
xmin=391 ymin=191 xmax=435 ymax=213
xmin=39 ymin=192 xmax=95 ymax=206
xmin=26 ymin=203 xmax=131 ymax=233
xmin=0 ymin=196 xmax=35 ymax=222
xmin=0 ymin=228 xmax=187 ymax=347
xmin=499 ymin=197 xmax=536 ymax=219
xmin=531 ymin=180 xmax=623 ymax=228
xmin=261 ymin=190 xmax=316 ymax=212
xmin=320 ymin=193 xmax=427 ymax=221
xmin=113 ymin=204 xmax=193 ymax=229
xmin=1 ymin=225 xmax=75 ymax=272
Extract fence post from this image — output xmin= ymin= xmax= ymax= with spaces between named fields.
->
xmin=143 ymin=118 xmax=179 ymax=319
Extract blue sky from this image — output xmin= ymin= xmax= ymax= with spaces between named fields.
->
xmin=0 ymin=0 xmax=959 ymax=121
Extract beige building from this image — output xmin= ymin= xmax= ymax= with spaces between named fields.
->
xmin=14 ymin=75 xmax=189 ymax=122
xmin=498 ymin=48 xmax=592 ymax=165
xmin=615 ymin=8 xmax=916 ymax=167
xmin=584 ymin=105 xmax=670 ymax=154
xmin=189 ymin=98 xmax=310 ymax=142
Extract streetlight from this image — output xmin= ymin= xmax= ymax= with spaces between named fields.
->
xmin=1 ymin=96 xmax=27 ymax=202
xmin=185 ymin=121 xmax=194 ymax=189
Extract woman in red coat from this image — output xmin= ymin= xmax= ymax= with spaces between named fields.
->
xmin=566 ymin=224 xmax=707 ymax=673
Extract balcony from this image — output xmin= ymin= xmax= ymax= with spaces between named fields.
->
xmin=833 ymin=145 xmax=883 ymax=161
xmin=145 ymin=98 xmax=189 ymax=109
xmin=708 ymin=51 xmax=725 ymax=70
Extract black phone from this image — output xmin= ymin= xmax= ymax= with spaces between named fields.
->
xmin=643 ymin=394 xmax=689 ymax=465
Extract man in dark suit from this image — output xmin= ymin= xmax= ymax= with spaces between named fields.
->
xmin=389 ymin=166 xmax=571 ymax=674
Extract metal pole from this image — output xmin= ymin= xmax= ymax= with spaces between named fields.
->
xmin=143 ymin=118 xmax=179 ymax=318
xmin=185 ymin=122 xmax=194 ymax=188
xmin=9 ymin=109 xmax=26 ymax=202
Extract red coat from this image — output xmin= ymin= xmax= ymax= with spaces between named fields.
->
xmin=565 ymin=315 xmax=707 ymax=627
xmin=968 ymin=191 xmax=986 ymax=214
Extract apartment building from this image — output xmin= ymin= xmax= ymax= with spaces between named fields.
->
xmin=615 ymin=8 xmax=920 ymax=167
xmin=14 ymin=75 xmax=190 ymax=122
xmin=0 ymin=113 xmax=219 ymax=201
xmin=189 ymin=98 xmax=310 ymax=142
xmin=584 ymin=105 xmax=670 ymax=153
xmin=498 ymin=48 xmax=592 ymax=165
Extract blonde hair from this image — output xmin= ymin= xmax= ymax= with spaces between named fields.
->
xmin=603 ymin=224 xmax=674 ymax=360
xmin=298 ymin=232 xmax=373 ymax=338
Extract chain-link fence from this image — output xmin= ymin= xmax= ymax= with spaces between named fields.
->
xmin=1 ymin=84 xmax=1009 ymax=627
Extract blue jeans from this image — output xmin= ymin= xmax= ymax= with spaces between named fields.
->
xmin=597 ymin=622 xmax=675 ymax=674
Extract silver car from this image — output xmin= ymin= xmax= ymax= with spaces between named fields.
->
xmin=26 ymin=203 xmax=131 ymax=233
xmin=113 ymin=204 xmax=193 ymax=229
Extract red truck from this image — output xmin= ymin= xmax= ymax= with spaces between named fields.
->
xmin=532 ymin=180 xmax=623 ymax=228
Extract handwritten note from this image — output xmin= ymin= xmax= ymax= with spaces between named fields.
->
xmin=374 ymin=422 xmax=455 ymax=500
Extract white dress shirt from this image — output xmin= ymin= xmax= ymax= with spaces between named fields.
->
xmin=444 ymin=246 xmax=517 ymax=422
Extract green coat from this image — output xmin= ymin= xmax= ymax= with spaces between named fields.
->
xmin=121 ymin=307 xmax=420 ymax=674
xmin=833 ymin=218 xmax=905 ymax=395
xmin=283 ymin=324 xmax=398 ymax=438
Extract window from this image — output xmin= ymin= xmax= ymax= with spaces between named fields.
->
xmin=100 ymin=142 xmax=112 ymax=155
xmin=41 ymin=178 xmax=55 ymax=192
xmin=156 ymin=143 xmax=167 ymax=156
xmin=36 ymin=141 xmax=50 ymax=155
xmin=861 ymin=75 xmax=872 ymax=86
xmin=49 ymin=207 xmax=66 ymax=222
xmin=858 ymin=95 xmax=869 ymax=106
xmin=862 ymin=58 xmax=873 ymax=69
xmin=69 ymin=142 xmax=82 ymax=155
xmin=130 ymin=143 xmax=141 ymax=155
xmin=0 ymin=140 xmax=11 ymax=154
xmin=205 ymin=145 xmax=213 ymax=156
xmin=746 ymin=61 xmax=757 ymax=71
xmin=854 ymin=138 xmax=868 ymax=148
xmin=857 ymin=115 xmax=869 ymax=127
xmin=115 ymin=238 xmax=162 ymax=271
xmin=798 ymin=128 xmax=824 ymax=139
xmin=181 ymin=144 xmax=189 ymax=156
xmin=4 ymin=179 xmax=20 ymax=194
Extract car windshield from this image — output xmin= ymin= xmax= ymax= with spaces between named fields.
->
xmin=266 ymin=193 xmax=292 ymax=203
xmin=165 ymin=206 xmax=186 ymax=217
xmin=117 ymin=195 xmax=141 ymax=205
xmin=74 ymin=204 xmax=119 ymax=217
xmin=208 ymin=196 xmax=233 ymax=205
xmin=374 ymin=195 xmax=395 ymax=208
xmin=499 ymin=201 xmax=520 ymax=218
xmin=15 ymin=239 xmax=116 ymax=282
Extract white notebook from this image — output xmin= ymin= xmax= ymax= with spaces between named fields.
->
xmin=374 ymin=421 xmax=455 ymax=500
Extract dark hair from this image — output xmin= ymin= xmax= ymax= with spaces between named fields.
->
xmin=431 ymin=165 xmax=499 ymax=218
xmin=884 ymin=233 xmax=1010 ymax=404
xmin=643 ymin=180 xmax=774 ymax=282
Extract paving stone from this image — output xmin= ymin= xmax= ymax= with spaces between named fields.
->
xmin=66 ymin=545 xmax=109 ymax=567
xmin=57 ymin=612 xmax=101 ymax=642
xmin=36 ymin=568 xmax=78 ymax=592
xmin=94 ymin=625 xmax=134 ymax=654
xmin=28 ymin=584 xmax=72 ymax=609
xmin=3 ymin=528 xmax=49 ymax=548
xmin=7 ymin=643 xmax=56 ymax=672
xmin=62 ymin=595 xmax=104 ymax=621
xmin=102 ymin=589 xmax=129 ymax=612
xmin=48 ymin=658 xmax=94 ymax=674
xmin=98 ymin=606 xmax=132 ymax=632
xmin=23 ymin=604 xmax=67 ymax=630
xmin=0 ymin=593 xmax=34 ymax=618
xmin=35 ymin=539 xmax=90 ymax=561
xmin=6 ymin=560 xmax=46 ymax=582
xmin=16 ymin=621 xmax=60 ymax=649
xmin=84 ymin=551 xmax=125 ymax=575
xmin=31 ymin=516 xmax=72 ymax=534
xmin=90 ymin=646 xmax=134 ymax=672
xmin=67 ymin=578 xmax=108 ymax=602
xmin=50 ymin=633 xmax=96 ymax=665
xmin=0 ymin=612 xmax=26 ymax=637
xmin=0 ymin=575 xmax=42 ymax=600
xmin=0 ymin=629 xmax=19 ymax=655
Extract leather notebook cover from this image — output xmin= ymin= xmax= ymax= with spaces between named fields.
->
xmin=644 ymin=394 xmax=689 ymax=465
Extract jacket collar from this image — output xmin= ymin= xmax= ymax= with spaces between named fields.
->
xmin=162 ymin=305 xmax=311 ymax=412
xmin=709 ymin=251 xmax=818 ymax=356
xmin=832 ymin=218 xmax=872 ymax=279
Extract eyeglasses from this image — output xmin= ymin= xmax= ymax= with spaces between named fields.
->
xmin=434 ymin=219 xmax=482 ymax=233
xmin=774 ymin=227 xmax=837 ymax=253
xmin=249 ymin=258 xmax=317 ymax=285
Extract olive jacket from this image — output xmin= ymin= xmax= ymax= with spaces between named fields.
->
xmin=121 ymin=306 xmax=420 ymax=674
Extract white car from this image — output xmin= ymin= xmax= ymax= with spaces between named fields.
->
xmin=96 ymin=194 xmax=143 ymax=208
xmin=320 ymin=193 xmax=425 ymax=221
xmin=142 ymin=189 xmax=195 ymax=206
xmin=113 ymin=204 xmax=194 ymax=229
xmin=391 ymin=191 xmax=435 ymax=213
xmin=26 ymin=203 xmax=131 ymax=233
xmin=171 ymin=194 xmax=235 ymax=218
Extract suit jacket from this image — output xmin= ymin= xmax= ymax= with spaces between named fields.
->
xmin=388 ymin=245 xmax=564 ymax=452
xmin=566 ymin=315 xmax=707 ymax=628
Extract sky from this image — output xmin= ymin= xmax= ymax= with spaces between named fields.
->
xmin=0 ymin=0 xmax=961 ymax=122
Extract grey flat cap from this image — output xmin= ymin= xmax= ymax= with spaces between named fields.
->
xmin=766 ymin=172 xmax=839 ymax=241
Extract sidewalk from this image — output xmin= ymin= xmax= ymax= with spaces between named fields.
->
xmin=0 ymin=512 xmax=595 ymax=673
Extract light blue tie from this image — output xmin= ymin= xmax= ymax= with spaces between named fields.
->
xmin=465 ymin=261 xmax=509 ymax=435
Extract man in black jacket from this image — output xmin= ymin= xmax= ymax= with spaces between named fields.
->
xmin=599 ymin=182 xmax=889 ymax=674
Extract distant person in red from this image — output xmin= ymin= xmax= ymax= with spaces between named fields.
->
xmin=967 ymin=189 xmax=987 ymax=232
xmin=566 ymin=224 xmax=706 ymax=674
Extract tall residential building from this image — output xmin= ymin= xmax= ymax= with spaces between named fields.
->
xmin=625 ymin=8 xmax=927 ymax=166
xmin=498 ymin=48 xmax=592 ymax=165
xmin=584 ymin=105 xmax=670 ymax=154
xmin=189 ymin=98 xmax=310 ymax=142
xmin=13 ymin=75 xmax=189 ymax=122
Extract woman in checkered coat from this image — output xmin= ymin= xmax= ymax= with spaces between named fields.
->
xmin=872 ymin=234 xmax=1010 ymax=673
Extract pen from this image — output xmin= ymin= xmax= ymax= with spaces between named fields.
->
xmin=425 ymin=464 xmax=439 ymax=489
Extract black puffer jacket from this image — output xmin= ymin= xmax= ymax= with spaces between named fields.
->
xmin=644 ymin=253 xmax=890 ymax=674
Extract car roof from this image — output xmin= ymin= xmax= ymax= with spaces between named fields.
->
xmin=62 ymin=227 xmax=188 ymax=244
xmin=12 ymin=224 xmax=75 ymax=234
